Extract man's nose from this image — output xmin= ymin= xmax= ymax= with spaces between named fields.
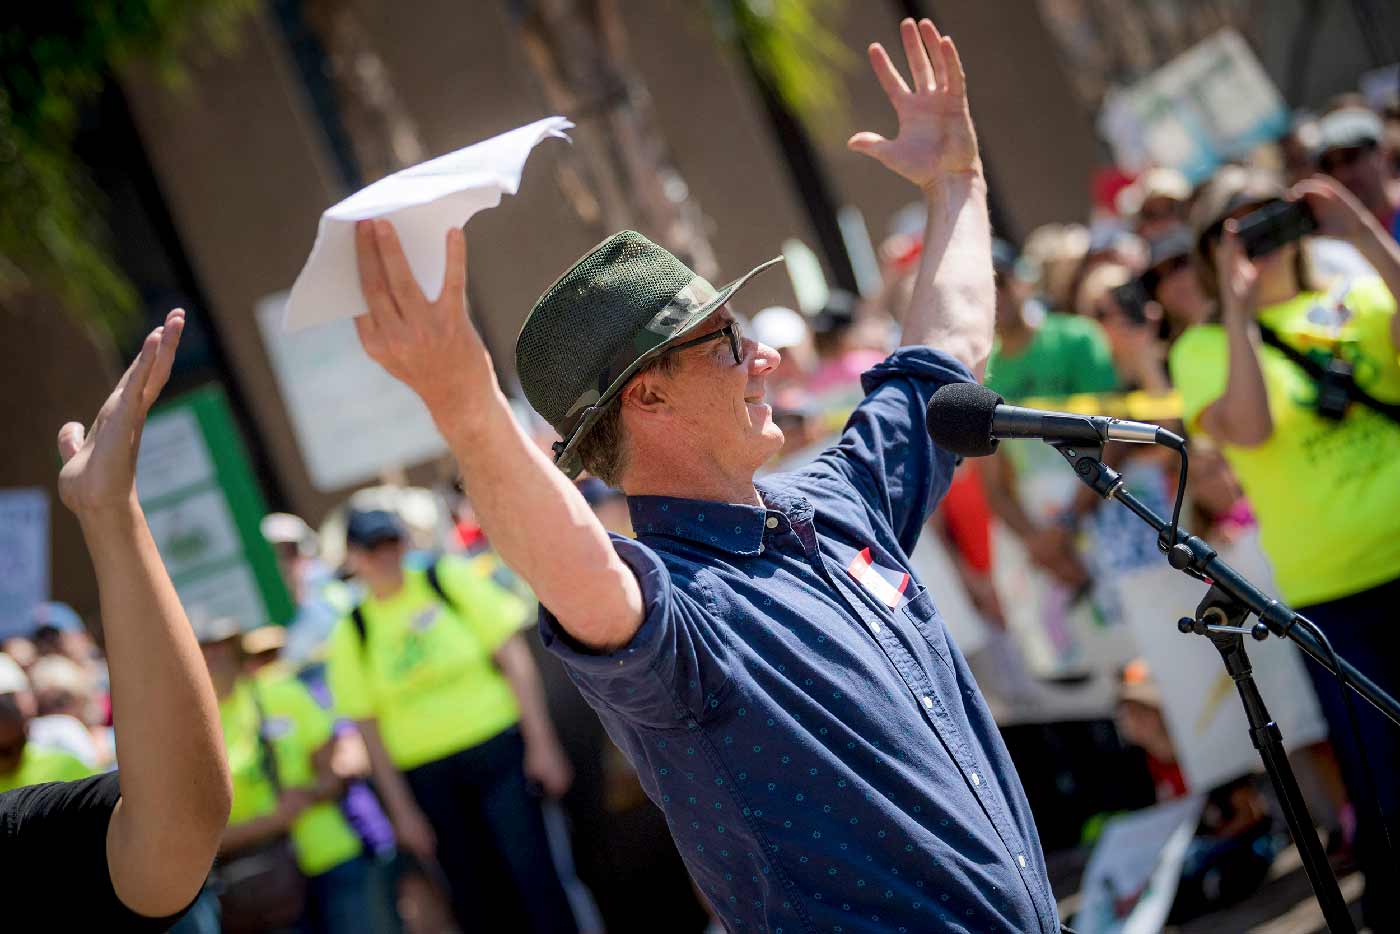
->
xmin=749 ymin=340 xmax=781 ymax=375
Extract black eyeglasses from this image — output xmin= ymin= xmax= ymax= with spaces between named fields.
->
xmin=659 ymin=321 xmax=743 ymax=367
xmin=1320 ymin=141 xmax=1376 ymax=175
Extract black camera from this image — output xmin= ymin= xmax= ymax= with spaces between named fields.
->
xmin=1234 ymin=200 xmax=1318 ymax=259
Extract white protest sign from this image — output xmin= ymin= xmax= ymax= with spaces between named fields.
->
xmin=257 ymin=292 xmax=448 ymax=492
xmin=284 ymin=116 xmax=572 ymax=331
xmin=1074 ymin=795 xmax=1204 ymax=934
xmin=0 ymin=489 xmax=49 ymax=639
xmin=1116 ymin=530 xmax=1327 ymax=792
xmin=1098 ymin=29 xmax=1287 ymax=182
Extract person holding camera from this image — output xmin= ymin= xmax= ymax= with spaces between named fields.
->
xmin=1168 ymin=167 xmax=1400 ymax=929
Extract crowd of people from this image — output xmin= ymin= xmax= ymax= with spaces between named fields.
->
xmin=3 ymin=16 xmax=1399 ymax=933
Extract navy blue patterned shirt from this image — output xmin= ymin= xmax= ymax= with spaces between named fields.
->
xmin=541 ymin=347 xmax=1060 ymax=933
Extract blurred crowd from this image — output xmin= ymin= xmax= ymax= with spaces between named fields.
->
xmin=4 ymin=82 xmax=1399 ymax=933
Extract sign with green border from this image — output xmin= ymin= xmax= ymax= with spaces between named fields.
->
xmin=135 ymin=385 xmax=292 ymax=630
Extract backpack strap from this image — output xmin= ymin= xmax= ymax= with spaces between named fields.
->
xmin=350 ymin=604 xmax=369 ymax=648
xmin=247 ymin=680 xmax=283 ymax=794
xmin=425 ymin=559 xmax=458 ymax=615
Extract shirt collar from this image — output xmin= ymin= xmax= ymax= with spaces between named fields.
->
xmin=627 ymin=482 xmax=813 ymax=556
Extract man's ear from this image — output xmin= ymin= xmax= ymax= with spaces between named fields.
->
xmin=625 ymin=370 xmax=671 ymax=416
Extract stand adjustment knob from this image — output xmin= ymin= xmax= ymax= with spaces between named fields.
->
xmin=1168 ymin=543 xmax=1193 ymax=570
xmin=1177 ymin=617 xmax=1195 ymax=634
xmin=1251 ymin=623 xmax=1269 ymax=641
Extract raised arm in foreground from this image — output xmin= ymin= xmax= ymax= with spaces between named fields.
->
xmin=56 ymin=311 xmax=232 ymax=916
xmin=849 ymin=18 xmax=994 ymax=378
xmin=353 ymin=222 xmax=643 ymax=651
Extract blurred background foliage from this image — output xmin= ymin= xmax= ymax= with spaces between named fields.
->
xmin=0 ymin=1 xmax=255 ymax=337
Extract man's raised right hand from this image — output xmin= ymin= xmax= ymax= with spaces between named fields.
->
xmin=353 ymin=219 xmax=495 ymax=420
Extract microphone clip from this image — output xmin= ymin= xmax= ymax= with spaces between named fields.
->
xmin=1050 ymin=440 xmax=1122 ymax=499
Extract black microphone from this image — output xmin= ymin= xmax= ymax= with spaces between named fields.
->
xmin=925 ymin=381 xmax=1182 ymax=458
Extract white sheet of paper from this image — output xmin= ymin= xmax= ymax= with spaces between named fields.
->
xmin=283 ymin=116 xmax=573 ymax=331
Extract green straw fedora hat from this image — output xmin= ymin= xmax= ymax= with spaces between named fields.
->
xmin=516 ymin=230 xmax=782 ymax=478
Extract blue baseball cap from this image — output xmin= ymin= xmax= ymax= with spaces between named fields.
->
xmin=345 ymin=509 xmax=405 ymax=549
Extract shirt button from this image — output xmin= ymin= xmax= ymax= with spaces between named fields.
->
xmin=1017 ymin=855 xmax=1027 ymax=869
xmin=970 ymin=772 xmax=981 ymax=786
xmin=920 ymin=696 xmax=933 ymax=710
xmin=870 ymin=621 xmax=881 ymax=634
xmin=756 ymin=544 xmax=765 ymax=555
xmin=765 ymin=516 xmax=779 ymax=529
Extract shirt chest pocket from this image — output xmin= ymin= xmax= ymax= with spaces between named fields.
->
xmin=901 ymin=588 xmax=956 ymax=675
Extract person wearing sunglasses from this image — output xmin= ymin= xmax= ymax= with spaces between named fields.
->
xmin=1117 ymin=167 xmax=1192 ymax=241
xmin=0 ymin=311 xmax=233 ymax=931
xmin=1315 ymin=106 xmax=1400 ymax=244
xmin=349 ymin=18 xmax=1065 ymax=934
xmin=1140 ymin=226 xmax=1212 ymax=341
xmin=1169 ymin=166 xmax=1400 ymax=930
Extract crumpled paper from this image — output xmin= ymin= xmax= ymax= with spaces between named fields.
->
xmin=283 ymin=116 xmax=573 ymax=331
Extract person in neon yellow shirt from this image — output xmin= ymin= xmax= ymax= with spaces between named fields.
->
xmin=325 ymin=509 xmax=576 ymax=934
xmin=198 ymin=618 xmax=398 ymax=934
xmin=0 ymin=679 xmax=94 ymax=793
xmin=1169 ymin=167 xmax=1400 ymax=930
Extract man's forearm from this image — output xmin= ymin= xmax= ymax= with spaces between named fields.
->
xmin=434 ymin=389 xmax=642 ymax=651
xmin=83 ymin=501 xmax=231 ymax=915
xmin=902 ymin=172 xmax=995 ymax=378
xmin=496 ymin=635 xmax=560 ymax=752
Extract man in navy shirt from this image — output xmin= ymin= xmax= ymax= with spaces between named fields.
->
xmin=351 ymin=17 xmax=1059 ymax=933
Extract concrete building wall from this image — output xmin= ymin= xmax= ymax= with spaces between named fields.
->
xmin=121 ymin=8 xmax=349 ymax=524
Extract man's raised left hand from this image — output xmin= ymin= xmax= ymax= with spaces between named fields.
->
xmin=849 ymin=18 xmax=981 ymax=194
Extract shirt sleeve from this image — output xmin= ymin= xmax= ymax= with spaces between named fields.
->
xmin=325 ymin=616 xmax=375 ymax=722
xmin=436 ymin=554 xmax=532 ymax=655
xmin=797 ymin=346 xmax=975 ymax=554
xmin=538 ymin=535 xmax=731 ymax=729
xmin=1167 ymin=325 xmax=1229 ymax=431
xmin=0 ymin=772 xmax=198 ymax=931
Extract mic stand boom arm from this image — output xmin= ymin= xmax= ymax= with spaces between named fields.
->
xmin=1052 ymin=441 xmax=1400 ymax=727
xmin=1051 ymin=440 xmax=1367 ymax=932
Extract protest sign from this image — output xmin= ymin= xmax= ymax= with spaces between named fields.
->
xmin=0 ymin=489 xmax=48 ymax=639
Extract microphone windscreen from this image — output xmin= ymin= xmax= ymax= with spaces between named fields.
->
xmin=926 ymin=382 xmax=1003 ymax=458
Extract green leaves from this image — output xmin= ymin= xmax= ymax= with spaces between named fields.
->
xmin=0 ymin=1 xmax=254 ymax=335
xmin=716 ymin=0 xmax=854 ymax=126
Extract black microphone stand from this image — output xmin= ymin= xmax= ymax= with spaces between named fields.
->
xmin=1050 ymin=439 xmax=1400 ymax=934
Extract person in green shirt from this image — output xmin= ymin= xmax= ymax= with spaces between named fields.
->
xmin=980 ymin=239 xmax=1121 ymax=590
xmin=325 ymin=509 xmax=577 ymax=933
xmin=1169 ymin=167 xmax=1400 ymax=930
xmin=198 ymin=617 xmax=398 ymax=934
